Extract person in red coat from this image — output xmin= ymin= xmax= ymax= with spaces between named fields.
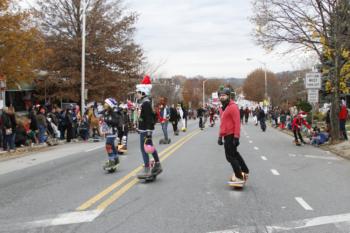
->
xmin=339 ymin=100 xmax=348 ymax=140
xmin=292 ymin=112 xmax=311 ymax=145
xmin=217 ymin=88 xmax=249 ymax=184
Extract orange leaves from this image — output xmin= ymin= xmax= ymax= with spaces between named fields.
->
xmin=0 ymin=0 xmax=45 ymax=89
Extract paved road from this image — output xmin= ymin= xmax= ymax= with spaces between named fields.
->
xmin=0 ymin=119 xmax=350 ymax=233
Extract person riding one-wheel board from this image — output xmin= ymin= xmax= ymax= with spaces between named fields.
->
xmin=136 ymin=75 xmax=163 ymax=181
xmin=158 ymin=97 xmax=171 ymax=144
xmin=102 ymin=98 xmax=121 ymax=173
xmin=117 ymin=104 xmax=129 ymax=154
xmin=217 ymin=88 xmax=249 ymax=188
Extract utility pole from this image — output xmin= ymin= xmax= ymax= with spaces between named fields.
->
xmin=81 ymin=0 xmax=86 ymax=114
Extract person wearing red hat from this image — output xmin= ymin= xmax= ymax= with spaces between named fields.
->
xmin=292 ymin=112 xmax=311 ymax=145
xmin=136 ymin=75 xmax=163 ymax=179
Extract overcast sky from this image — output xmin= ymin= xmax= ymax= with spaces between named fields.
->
xmin=125 ymin=0 xmax=307 ymax=79
xmin=24 ymin=0 xmax=311 ymax=79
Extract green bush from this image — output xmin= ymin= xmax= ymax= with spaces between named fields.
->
xmin=296 ymin=100 xmax=312 ymax=113
xmin=313 ymin=112 xmax=325 ymax=121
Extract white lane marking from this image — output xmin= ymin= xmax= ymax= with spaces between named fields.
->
xmin=288 ymin=153 xmax=297 ymax=157
xmin=246 ymin=135 xmax=250 ymax=138
xmin=249 ymin=140 xmax=253 ymax=144
xmin=0 ymin=210 xmax=103 ymax=231
xmin=208 ymin=212 xmax=350 ymax=233
xmin=85 ymin=145 xmax=104 ymax=152
xmin=261 ymin=156 xmax=268 ymax=161
xmin=270 ymin=169 xmax=280 ymax=176
xmin=295 ymin=197 xmax=313 ymax=211
xmin=304 ymin=154 xmax=341 ymax=161
xmin=254 ymin=146 xmax=259 ymax=150
xmin=207 ymin=227 xmax=245 ymax=233
xmin=266 ymin=212 xmax=350 ymax=232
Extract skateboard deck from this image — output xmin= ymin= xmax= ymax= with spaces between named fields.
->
xmin=137 ymin=174 xmax=157 ymax=182
xmin=104 ymin=164 xmax=119 ymax=173
xmin=227 ymin=180 xmax=245 ymax=188
xmin=228 ymin=173 xmax=248 ymax=188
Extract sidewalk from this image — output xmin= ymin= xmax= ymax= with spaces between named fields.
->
xmin=322 ymin=140 xmax=350 ymax=160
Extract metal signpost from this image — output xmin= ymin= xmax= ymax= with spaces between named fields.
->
xmin=305 ymin=72 xmax=321 ymax=126
xmin=305 ymin=72 xmax=322 ymax=89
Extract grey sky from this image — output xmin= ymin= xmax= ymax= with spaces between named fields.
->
xmin=23 ymin=0 xmax=307 ymax=78
xmin=126 ymin=0 xmax=302 ymax=78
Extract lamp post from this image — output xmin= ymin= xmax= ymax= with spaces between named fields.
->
xmin=38 ymin=70 xmax=49 ymax=104
xmin=203 ymin=79 xmax=207 ymax=106
xmin=81 ymin=0 xmax=87 ymax=114
xmin=0 ymin=75 xmax=6 ymax=110
xmin=246 ymin=58 xmax=267 ymax=100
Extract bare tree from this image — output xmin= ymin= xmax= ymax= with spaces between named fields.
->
xmin=251 ymin=0 xmax=350 ymax=141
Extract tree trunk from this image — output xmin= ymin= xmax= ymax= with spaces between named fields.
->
xmin=330 ymin=35 xmax=340 ymax=142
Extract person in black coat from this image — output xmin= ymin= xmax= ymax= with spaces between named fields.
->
xmin=169 ymin=104 xmax=180 ymax=135
xmin=136 ymin=76 xmax=162 ymax=179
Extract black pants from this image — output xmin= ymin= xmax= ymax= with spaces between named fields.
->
xmin=293 ymin=129 xmax=304 ymax=143
xmin=171 ymin=121 xmax=178 ymax=133
xmin=66 ymin=125 xmax=73 ymax=142
xmin=340 ymin=120 xmax=348 ymax=140
xmin=199 ymin=117 xmax=203 ymax=128
xmin=224 ymin=135 xmax=249 ymax=179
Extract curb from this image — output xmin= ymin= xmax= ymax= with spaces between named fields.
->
xmin=0 ymin=139 xmax=93 ymax=162
xmin=270 ymin=124 xmax=350 ymax=160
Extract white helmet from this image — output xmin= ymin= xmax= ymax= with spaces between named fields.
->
xmin=104 ymin=98 xmax=117 ymax=108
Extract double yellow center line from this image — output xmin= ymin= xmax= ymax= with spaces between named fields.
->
xmin=76 ymin=129 xmax=200 ymax=211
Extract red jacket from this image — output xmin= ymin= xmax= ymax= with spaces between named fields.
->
xmin=219 ymin=100 xmax=240 ymax=138
xmin=292 ymin=117 xmax=311 ymax=130
xmin=339 ymin=105 xmax=348 ymax=120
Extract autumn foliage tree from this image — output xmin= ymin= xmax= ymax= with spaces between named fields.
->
xmin=0 ymin=0 xmax=44 ymax=89
xmin=205 ymin=79 xmax=222 ymax=98
xmin=35 ymin=0 xmax=143 ymax=103
xmin=243 ymin=69 xmax=281 ymax=106
xmin=251 ymin=0 xmax=350 ymax=141
xmin=182 ymin=78 xmax=202 ymax=108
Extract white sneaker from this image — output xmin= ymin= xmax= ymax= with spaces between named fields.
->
xmin=230 ymin=174 xmax=244 ymax=184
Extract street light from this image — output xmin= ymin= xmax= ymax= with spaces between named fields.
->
xmin=203 ymin=79 xmax=208 ymax=106
xmin=81 ymin=0 xmax=87 ymax=114
xmin=246 ymin=58 xmax=267 ymax=100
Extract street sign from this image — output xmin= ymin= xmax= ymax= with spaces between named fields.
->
xmin=305 ymin=72 xmax=322 ymax=89
xmin=307 ymin=89 xmax=319 ymax=103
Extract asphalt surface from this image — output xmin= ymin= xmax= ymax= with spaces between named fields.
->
xmin=0 ymin=119 xmax=350 ymax=233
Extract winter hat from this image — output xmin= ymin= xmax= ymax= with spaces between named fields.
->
xmin=218 ymin=87 xmax=231 ymax=96
xmin=341 ymin=99 xmax=346 ymax=106
xmin=136 ymin=75 xmax=152 ymax=96
xmin=298 ymin=111 xmax=307 ymax=118
xmin=105 ymin=98 xmax=117 ymax=108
